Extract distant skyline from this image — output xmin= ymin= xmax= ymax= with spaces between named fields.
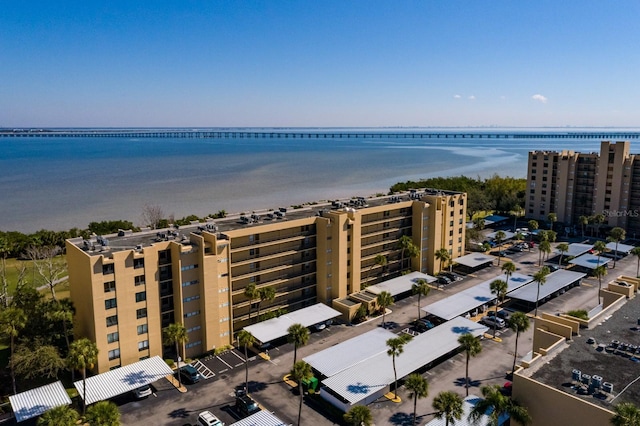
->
xmin=2 ymin=1 xmax=639 ymax=128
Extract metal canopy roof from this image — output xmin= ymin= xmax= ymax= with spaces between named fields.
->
xmin=365 ymin=271 xmax=437 ymax=297
xmin=508 ymin=270 xmax=586 ymax=303
xmin=74 ymin=355 xmax=173 ymax=405
xmin=483 ymin=215 xmax=509 ymax=224
xmin=243 ymin=303 xmax=341 ymax=343
xmin=486 ymin=230 xmax=516 ymax=240
xmin=321 ymin=317 xmax=488 ymax=404
xmin=230 ymin=410 xmax=287 ymax=426
xmin=454 ymin=253 xmax=495 ymax=268
xmin=9 ymin=381 xmax=72 ymax=423
xmin=423 ymin=273 xmax=533 ymax=320
xmin=554 ymin=243 xmax=593 ymax=258
xmin=605 ymin=242 xmax=635 ymax=254
xmin=568 ymin=253 xmax=611 ymax=269
xmin=303 ymin=328 xmax=396 ymax=377
xmin=424 ymin=395 xmax=504 ymax=426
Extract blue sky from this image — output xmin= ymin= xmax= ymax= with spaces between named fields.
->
xmin=2 ymin=1 xmax=639 ymax=127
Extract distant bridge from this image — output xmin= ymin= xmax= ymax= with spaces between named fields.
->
xmin=2 ymin=129 xmax=640 ymax=140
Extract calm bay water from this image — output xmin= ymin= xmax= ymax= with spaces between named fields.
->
xmin=0 ymin=129 xmax=627 ymax=232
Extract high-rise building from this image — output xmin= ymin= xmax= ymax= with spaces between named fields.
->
xmin=66 ymin=190 xmax=466 ymax=372
xmin=525 ymin=141 xmax=640 ymax=235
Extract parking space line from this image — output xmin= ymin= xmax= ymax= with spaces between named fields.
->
xmin=230 ymin=350 xmax=245 ymax=362
xmin=217 ymin=356 xmax=233 ymax=369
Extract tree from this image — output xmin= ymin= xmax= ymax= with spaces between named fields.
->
xmin=405 ymin=373 xmax=429 ymax=426
xmin=473 ymin=216 xmax=486 ymax=231
xmin=611 ymin=402 xmax=640 ymax=426
xmin=469 ymin=385 xmax=531 ymax=426
xmin=533 ymin=266 xmax=550 ymax=317
xmin=85 ymin=400 xmax=121 ymax=426
xmin=538 ymin=240 xmax=551 ymax=266
xmin=13 ymin=343 xmax=66 ymax=380
xmin=398 ymin=235 xmax=418 ymax=272
xmin=547 ymin=212 xmax=557 ymax=230
xmin=508 ymin=312 xmax=530 ymax=376
xmin=237 ymin=330 xmax=255 ymax=394
xmin=609 ymin=227 xmax=626 ymax=268
xmin=501 ymin=261 xmax=516 ymax=291
xmin=290 ymin=361 xmax=313 ymax=426
xmin=432 ymin=391 xmax=464 ymax=426
xmin=435 ymin=248 xmax=451 ymax=273
xmin=0 ymin=236 xmax=10 ymax=308
xmin=377 ymin=291 xmax=394 ymax=328
xmin=494 ymin=231 xmax=506 ymax=266
xmin=25 ymin=245 xmax=66 ymax=301
xmin=489 ymin=279 xmax=508 ymax=338
xmin=527 ymin=219 xmax=538 ymax=251
xmin=46 ymin=299 xmax=75 ymax=381
xmin=163 ymin=323 xmax=188 ymax=388
xmin=244 ymin=283 xmax=258 ymax=323
xmin=67 ymin=338 xmax=99 ymax=415
xmin=386 ymin=335 xmax=413 ymax=400
xmin=256 ymin=286 xmax=276 ymax=319
xmin=593 ymin=213 xmax=605 ymax=238
xmin=579 ymin=215 xmax=588 ymax=239
xmin=141 ymin=203 xmax=165 ymax=229
xmin=557 ymin=242 xmax=569 ymax=267
xmin=375 ymin=254 xmax=388 ymax=277
xmin=458 ymin=332 xmax=482 ymax=396
xmin=344 ymin=405 xmax=373 ymax=426
xmin=37 ymin=405 xmax=79 ymax=426
xmin=287 ymin=323 xmax=310 ymax=368
xmin=631 ymin=246 xmax=640 ymax=278
xmin=594 ymin=265 xmax=607 ymax=305
xmin=593 ymin=240 xmax=608 ymax=267
xmin=0 ymin=307 xmax=27 ymax=394
xmin=406 ymin=243 xmax=420 ymax=273
xmin=412 ymin=279 xmax=431 ymax=320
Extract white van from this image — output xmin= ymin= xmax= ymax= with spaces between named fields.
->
xmin=198 ymin=411 xmax=224 ymax=426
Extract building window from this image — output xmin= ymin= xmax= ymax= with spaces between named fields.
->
xmin=108 ymin=349 xmax=120 ymax=360
xmin=102 ymin=264 xmax=114 ymax=275
xmin=106 ymin=315 xmax=118 ymax=327
xmin=186 ymin=341 xmax=202 ymax=349
xmin=187 ymin=325 xmax=201 ymax=333
xmin=133 ymin=258 xmax=145 ymax=269
xmin=104 ymin=281 xmax=116 ymax=293
xmin=183 ymin=295 xmax=201 ymax=303
xmin=107 ymin=332 xmax=119 ymax=343
xmin=184 ymin=310 xmax=200 ymax=318
xmin=136 ymin=308 xmax=147 ymax=319
xmin=182 ymin=280 xmax=199 ymax=287
xmin=105 ymin=298 xmax=117 ymax=310
xmin=134 ymin=275 xmax=145 ymax=286
xmin=135 ymin=291 xmax=146 ymax=303
xmin=181 ymin=264 xmax=198 ymax=271
xmin=137 ymin=324 xmax=148 ymax=335
xmin=138 ymin=340 xmax=149 ymax=351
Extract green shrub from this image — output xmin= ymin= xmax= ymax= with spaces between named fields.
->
xmin=164 ymin=358 xmax=175 ymax=368
xmin=566 ymin=309 xmax=589 ymax=320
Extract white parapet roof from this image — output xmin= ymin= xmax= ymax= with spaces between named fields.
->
xmin=508 ymin=269 xmax=586 ymax=303
xmin=9 ymin=381 xmax=72 ymax=423
xmin=321 ymin=316 xmax=488 ymax=405
xmin=244 ymin=303 xmax=341 ymax=343
xmin=74 ymin=355 xmax=173 ymax=405
xmin=365 ymin=271 xmax=437 ymax=296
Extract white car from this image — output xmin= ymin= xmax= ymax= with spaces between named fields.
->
xmin=481 ymin=316 xmax=506 ymax=329
xmin=132 ymin=384 xmax=152 ymax=399
xmin=198 ymin=411 xmax=224 ymax=426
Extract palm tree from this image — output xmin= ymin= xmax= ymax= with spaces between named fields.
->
xmin=375 ymin=254 xmax=388 ymax=277
xmin=287 ymin=323 xmax=309 ymax=368
xmin=256 ymin=286 xmax=276 ymax=320
xmin=593 ymin=240 xmax=608 ymax=267
xmin=237 ymin=330 xmax=255 ymax=393
xmin=85 ymin=400 xmax=121 ymax=426
xmin=579 ymin=215 xmax=588 ymax=239
xmin=557 ymin=242 xmax=569 ymax=267
xmin=547 ymin=212 xmax=557 ymax=230
xmin=508 ymin=312 xmax=530 ymax=376
xmin=489 ymin=279 xmax=508 ymax=338
xmin=494 ymin=230 xmax=506 ymax=266
xmin=412 ymin=279 xmax=430 ymax=320
xmin=527 ymin=220 xmax=538 ymax=250
xmin=37 ymin=405 xmax=79 ymax=426
xmin=538 ymin=240 xmax=551 ymax=266
xmin=435 ymin=248 xmax=450 ymax=273
xmin=457 ymin=333 xmax=482 ymax=396
xmin=593 ymin=213 xmax=605 ymax=238
xmin=398 ymin=235 xmax=413 ymax=272
xmin=473 ymin=216 xmax=486 ymax=230
xmin=0 ymin=307 xmax=27 ymax=394
xmin=290 ymin=361 xmax=313 ymax=426
xmin=533 ymin=266 xmax=550 ymax=317
xmin=432 ymin=391 xmax=464 ymax=426
xmin=406 ymin=243 xmax=420 ymax=273
xmin=609 ymin=227 xmax=626 ymax=268
xmin=163 ymin=323 xmax=188 ymax=387
xmin=386 ymin=335 xmax=413 ymax=400
xmin=631 ymin=246 xmax=640 ymax=278
xmin=67 ymin=338 xmax=99 ymax=415
xmin=501 ymin=261 xmax=516 ymax=290
xmin=244 ymin=283 xmax=258 ymax=323
xmin=594 ymin=265 xmax=607 ymax=305
xmin=365 ymin=254 xmax=386 ymax=286
xmin=469 ymin=385 xmax=531 ymax=426
xmin=611 ymin=402 xmax=640 ymax=426
xmin=377 ymin=291 xmax=394 ymax=328
xmin=405 ymin=373 xmax=429 ymax=426
xmin=344 ymin=405 xmax=373 ymax=426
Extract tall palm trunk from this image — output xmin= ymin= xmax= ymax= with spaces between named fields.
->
xmin=412 ymin=394 xmax=418 ymax=426
xmin=417 ymin=294 xmax=422 ymax=320
xmin=512 ymin=329 xmax=520 ymax=375
xmin=244 ymin=345 xmax=249 ymax=393
xmin=297 ymin=382 xmax=303 ymax=426
xmin=10 ymin=334 xmax=16 ymax=395
xmin=82 ymin=368 xmax=87 ymax=415
xmin=465 ymin=354 xmax=470 ymax=396
xmin=175 ymin=342 xmax=182 ymax=387
xmin=392 ymin=356 xmax=398 ymax=399
xmin=535 ymin=283 xmax=541 ymax=317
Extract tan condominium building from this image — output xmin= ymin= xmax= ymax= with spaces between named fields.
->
xmin=66 ymin=189 xmax=467 ymax=372
xmin=526 ymin=141 xmax=640 ymax=235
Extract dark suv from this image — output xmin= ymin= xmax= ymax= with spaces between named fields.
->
xmin=235 ymin=394 xmax=261 ymax=418
xmin=178 ymin=365 xmax=201 ymax=384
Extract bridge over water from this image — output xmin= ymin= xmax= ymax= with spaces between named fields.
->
xmin=2 ymin=129 xmax=640 ymax=140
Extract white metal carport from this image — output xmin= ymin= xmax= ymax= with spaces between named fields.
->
xmin=230 ymin=410 xmax=287 ymax=426
xmin=365 ymin=271 xmax=437 ymax=297
xmin=508 ymin=270 xmax=586 ymax=303
xmin=568 ymin=254 xmax=611 ymax=270
xmin=9 ymin=381 xmax=71 ymax=423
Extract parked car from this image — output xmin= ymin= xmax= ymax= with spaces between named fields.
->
xmin=481 ymin=316 xmax=506 ymax=329
xmin=487 ymin=309 xmax=510 ymax=321
xmin=437 ymin=276 xmax=452 ymax=286
xmin=441 ymin=272 xmax=458 ymax=281
xmin=415 ymin=318 xmax=435 ymax=331
xmin=179 ymin=364 xmax=202 ymax=384
xmin=235 ymin=394 xmax=261 ymax=418
xmin=197 ymin=411 xmax=224 ymax=426
xmin=132 ymin=384 xmax=152 ymax=399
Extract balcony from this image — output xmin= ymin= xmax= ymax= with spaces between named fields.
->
xmin=230 ymin=231 xmax=315 ymax=251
